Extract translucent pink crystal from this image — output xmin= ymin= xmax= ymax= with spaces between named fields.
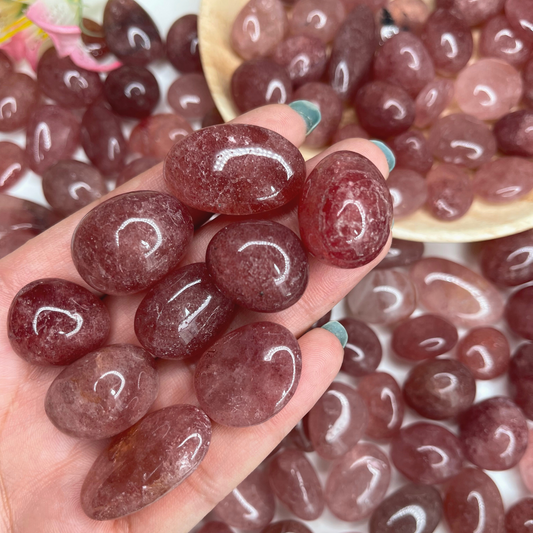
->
xmin=439 ymin=0 xmax=505 ymax=26
xmin=377 ymin=239 xmax=424 ymax=269
xmin=341 ymin=0 xmax=386 ymax=12
xmin=0 ymin=73 xmax=39 ymax=132
xmin=390 ymin=130 xmax=433 ymax=176
xmin=8 ymin=278 xmax=110 ymax=366
xmin=332 ymin=123 xmax=370 ymax=143
xmin=410 ymin=257 xmax=505 ymax=327
xmin=509 ymin=343 xmax=533 ymax=419
xmin=261 ymin=520 xmax=312 ymax=533
xmin=194 ymin=322 xmax=302 ymax=427
xmin=506 ymin=498 xmax=533 ymax=533
xmin=524 ymin=56 xmax=533 ymax=108
xmin=116 ymin=156 xmax=161 ymax=187
xmin=505 ymin=0 xmax=533 ymax=44
xmin=388 ymin=0 xmax=431 ymax=34
xmin=197 ymin=522 xmax=233 ymax=533
xmin=81 ymin=404 xmax=211 ymax=520
xmin=505 ymin=286 xmax=533 ymax=340
xmin=0 ymin=49 xmax=13 ymax=79
xmin=339 ymin=317 xmax=382 ymax=377
xmin=71 ymin=191 xmax=193 ymax=295
xmin=0 ymin=142 xmax=26 ymax=192
xmin=325 ymin=443 xmax=391 ymax=521
xmin=164 ymin=124 xmax=306 ymax=215
xmin=387 ymin=168 xmax=428 ymax=219
xmin=166 ymin=14 xmax=202 ymax=73
xmin=290 ymin=0 xmax=346 ymax=44
xmin=167 ymin=73 xmax=214 ymax=120
xmin=298 ymin=151 xmax=393 ymax=269
xmin=494 ymin=110 xmax=533 ymax=158
xmin=414 ymin=78 xmax=454 ymax=129
xmin=519 ymin=428 xmax=533 ymax=491
xmin=268 ymin=449 xmax=324 ymax=520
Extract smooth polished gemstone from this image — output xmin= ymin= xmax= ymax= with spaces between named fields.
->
xmin=505 ymin=0 xmax=533 ymax=44
xmin=388 ymin=0 xmax=431 ymax=34
xmin=81 ymin=18 xmax=109 ymax=59
xmin=339 ymin=317 xmax=382 ymax=377
xmin=342 ymin=0 xmax=386 ymax=11
xmin=332 ymin=123 xmax=370 ymax=143
xmin=37 ymin=48 xmax=103 ymax=108
xmin=214 ymin=468 xmax=275 ymax=529
xmin=194 ymin=322 xmax=302 ymax=427
xmin=520 ymin=429 xmax=533 ymax=491
xmin=116 ymin=156 xmax=160 ymax=187
xmin=25 ymin=105 xmax=80 ymax=175
xmin=299 ymin=151 xmax=392 ymax=269
xmin=231 ymin=58 xmax=292 ymax=113
xmin=509 ymin=344 xmax=533 ymax=419
xmin=293 ymin=82 xmax=343 ymax=147
xmin=439 ymin=0 xmax=505 ymax=26
xmin=354 ymin=81 xmax=415 ymax=138
xmin=404 ymin=358 xmax=476 ymax=420
xmin=231 ymin=0 xmax=288 ymax=60
xmin=358 ymin=372 xmax=404 ymax=439
xmin=287 ymin=417 xmax=313 ymax=451
xmin=45 ymin=344 xmax=158 ymax=439
xmin=8 ymin=278 xmax=110 ymax=366
xmin=202 ymin=107 xmax=224 ymax=128
xmin=81 ymin=404 xmax=211 ymax=520
xmin=308 ymin=382 xmax=368 ymax=460
xmin=387 ymin=168 xmax=428 ymax=219
xmin=426 ymin=164 xmax=473 ymax=221
xmin=0 ymin=49 xmax=13 ymax=79
xmin=505 ymin=286 xmax=533 ymax=340
xmin=370 ymin=484 xmax=443 ymax=533
xmin=197 ymin=523 xmax=233 ymax=533
xmin=506 ymin=498 xmax=533 ymax=533
xmin=0 ymin=142 xmax=26 ymax=192
xmin=165 ymin=124 xmax=306 ymax=215
xmin=390 ymin=130 xmax=433 ymax=176
xmin=261 ymin=520 xmax=312 ymax=533
xmin=72 ymin=191 xmax=193 ymax=295
xmin=459 ymin=397 xmax=528 ymax=470
xmin=290 ymin=0 xmax=346 ymax=43
xmin=410 ymin=258 xmax=505 ymax=328
xmin=104 ymin=65 xmax=160 ymax=119
xmin=524 ymin=56 xmax=533 ymax=108
xmin=206 ymin=220 xmax=309 ymax=313
xmin=42 ymin=160 xmax=107 ymax=217
xmin=129 ymin=113 xmax=193 ymax=159
xmin=135 ymin=263 xmax=235 ymax=360
xmin=103 ymin=0 xmax=163 ymax=65
xmin=0 ymin=73 xmax=39 ymax=132
xmin=348 ymin=270 xmax=417 ymax=325
xmin=167 ymin=73 xmax=214 ymax=120
xmin=428 ymin=113 xmax=497 ymax=169
xmin=481 ymin=229 xmax=533 ymax=286
xmin=415 ymin=78 xmax=454 ymax=129
xmin=326 ymin=443 xmax=391 ymax=521
xmin=268 ymin=449 xmax=324 ymax=520
xmin=494 ymin=110 xmax=533 ymax=158
xmin=377 ymin=239 xmax=424 ymax=270
xmin=166 ymin=14 xmax=202 ymax=73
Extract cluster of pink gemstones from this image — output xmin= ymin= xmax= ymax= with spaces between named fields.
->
xmin=230 ymin=0 xmax=533 ymax=221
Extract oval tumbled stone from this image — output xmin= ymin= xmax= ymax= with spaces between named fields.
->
xmin=163 ymin=124 xmax=307 ymax=215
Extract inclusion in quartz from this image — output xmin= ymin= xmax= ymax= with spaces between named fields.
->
xmin=0 ymin=73 xmax=39 ymax=132
xmin=0 ymin=142 xmax=26 ymax=192
xmin=167 ymin=73 xmax=214 ymax=120
xmin=166 ymin=14 xmax=202 ymax=73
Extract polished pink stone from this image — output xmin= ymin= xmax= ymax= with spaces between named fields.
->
xmin=494 ymin=110 xmax=533 ymax=158
xmin=332 ymin=123 xmax=370 ymax=143
xmin=403 ymin=358 xmax=476 ymax=420
xmin=81 ymin=18 xmax=109 ymax=60
xmin=214 ymin=468 xmax=275 ymax=529
xmin=388 ymin=0 xmax=431 ymax=34
xmin=390 ymin=130 xmax=433 ymax=176
xmin=293 ymin=82 xmax=343 ymax=148
xmin=391 ymin=422 xmax=465 ymax=484
xmin=135 ymin=262 xmax=235 ymax=360
xmin=72 ymin=191 xmax=193 ymax=295
xmin=444 ymin=468 xmax=504 ymax=533
xmin=0 ymin=50 xmax=13 ymax=79
xmin=505 ymin=0 xmax=533 ymax=44
xmin=167 ymin=74 xmax=214 ymax=120
xmin=166 ymin=14 xmax=202 ymax=73
xmin=206 ymin=220 xmax=309 ymax=313
xmin=268 ymin=449 xmax=324 ymax=520
xmin=197 ymin=522 xmax=233 ymax=533
xmin=8 ymin=278 xmax=110 ymax=366
xmin=194 ymin=322 xmax=302 ymax=427
xmin=116 ymin=156 xmax=160 ymax=187
xmin=439 ymin=0 xmax=505 ymax=25
xmin=426 ymin=163 xmax=473 ymax=221
xmin=103 ymin=0 xmax=163 ymax=65
xmin=0 ymin=73 xmax=39 ymax=132
xmin=415 ymin=78 xmax=455 ymax=129
xmin=45 ymin=344 xmax=158 ymax=439
xmin=231 ymin=0 xmax=288 ymax=60
xmin=520 ymin=428 xmax=533 ymax=491
xmin=358 ymin=372 xmax=404 ymax=439
xmin=25 ymin=105 xmax=80 ymax=175
xmin=0 ymin=142 xmax=26 ymax=192
xmin=129 ymin=113 xmax=193 ymax=159
xmin=339 ymin=317 xmax=382 ymax=377
xmin=261 ymin=520 xmax=312 ymax=533
xmin=348 ymin=270 xmax=417 ymax=325
xmin=524 ymin=56 xmax=533 ymax=108
xmin=165 ymin=124 xmax=306 ymax=215
xmin=370 ymin=483 xmax=443 ymax=533
xmin=290 ymin=0 xmax=346 ymax=44
xmin=308 ymin=382 xmax=368 ymax=460
xmin=506 ymin=498 xmax=533 ymax=533
xmin=298 ymin=151 xmax=393 ymax=269
xmin=36 ymin=48 xmax=102 ymax=108
xmin=410 ymin=257 xmax=505 ymax=327
xmin=505 ymin=286 xmax=533 ymax=341
xmin=387 ymin=168 xmax=428 ymax=219
xmin=481 ymin=229 xmax=533 ymax=287
xmin=81 ymin=404 xmax=211 ymax=520
xmin=287 ymin=417 xmax=313 ymax=451
xmin=325 ymin=443 xmax=391 ymax=521
xmin=42 ymin=160 xmax=107 ymax=217
xmin=202 ymin=107 xmax=224 ymax=128
xmin=429 ymin=113 xmax=497 ymax=169
xmin=377 ymin=239 xmax=424 ymax=269
xmin=509 ymin=344 xmax=533 ymax=419
xmin=81 ymin=102 xmax=128 ymax=177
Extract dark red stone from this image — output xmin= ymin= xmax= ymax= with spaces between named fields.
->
xmin=166 ymin=14 xmax=202 ymax=73
xmin=339 ymin=317 xmax=382 ymax=377
xmin=505 ymin=498 xmax=533 ymax=533
xmin=81 ymin=18 xmax=109 ymax=59
xmin=202 ymin=107 xmax=224 ymax=128
xmin=506 ymin=286 xmax=533 ymax=341
xmin=197 ymin=522 xmax=232 ymax=533
xmin=524 ymin=56 xmax=533 ymax=108
xmin=332 ymin=123 xmax=370 ymax=143
xmin=387 ymin=168 xmax=428 ymax=219
xmin=377 ymin=239 xmax=424 ymax=269
xmin=510 ymin=344 xmax=533 ymax=420
xmin=167 ymin=73 xmax=214 ymax=120
xmin=415 ymin=78 xmax=455 ymax=129
xmin=0 ymin=73 xmax=39 ymax=132
xmin=506 ymin=0 xmax=533 ymax=44
xmin=116 ymin=156 xmax=161 ymax=187
xmin=0 ymin=141 xmax=26 ymax=192
xmin=390 ymin=130 xmax=433 ymax=176
xmin=0 ymin=49 xmax=13 ymax=79
xmin=494 ymin=110 xmax=533 ymax=158
xmin=8 ymin=278 xmax=110 ymax=366
xmin=261 ymin=521 xmax=312 ymax=533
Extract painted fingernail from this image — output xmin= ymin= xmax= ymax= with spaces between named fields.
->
xmin=370 ymin=140 xmax=396 ymax=172
xmin=289 ymin=100 xmax=322 ymax=135
xmin=321 ymin=321 xmax=348 ymax=349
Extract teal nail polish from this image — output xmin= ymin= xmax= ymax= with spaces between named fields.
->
xmin=321 ymin=321 xmax=348 ymax=349
xmin=289 ymin=100 xmax=322 ymax=135
xmin=370 ymin=140 xmax=396 ymax=172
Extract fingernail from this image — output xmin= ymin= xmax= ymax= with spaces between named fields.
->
xmin=321 ymin=321 xmax=348 ymax=349
xmin=370 ymin=140 xmax=396 ymax=172
xmin=289 ymin=100 xmax=322 ymax=135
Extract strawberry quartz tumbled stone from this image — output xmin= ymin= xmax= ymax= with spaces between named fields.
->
xmin=164 ymin=124 xmax=306 ymax=215
xmin=439 ymin=0 xmax=505 ymax=26
xmin=387 ymin=168 xmax=428 ymax=219
xmin=390 ymin=130 xmax=433 ymax=176
xmin=0 ymin=141 xmax=26 ymax=192
xmin=8 ymin=278 xmax=110 ymax=366
xmin=415 ymin=78 xmax=455 ymax=129
xmin=71 ymin=191 xmax=193 ymax=295
xmin=194 ymin=322 xmax=302 ymax=427
xmin=167 ymin=73 xmax=214 ymax=120
xmin=494 ymin=110 xmax=533 ymax=158
xmin=506 ymin=286 xmax=533 ymax=340
xmin=298 ymin=151 xmax=392 ymax=269
xmin=339 ymin=317 xmax=382 ymax=377
xmin=377 ymin=238 xmax=424 ymax=269
xmin=166 ymin=15 xmax=202 ymax=73
xmin=505 ymin=0 xmax=533 ymax=45
xmin=0 ymin=73 xmax=39 ymax=132
xmin=290 ymin=0 xmax=346 ymax=44
xmin=262 ymin=520 xmax=312 ymax=533
xmin=116 ymin=156 xmax=160 ymax=187
xmin=198 ymin=523 xmax=232 ymax=533
xmin=505 ymin=498 xmax=533 ymax=533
